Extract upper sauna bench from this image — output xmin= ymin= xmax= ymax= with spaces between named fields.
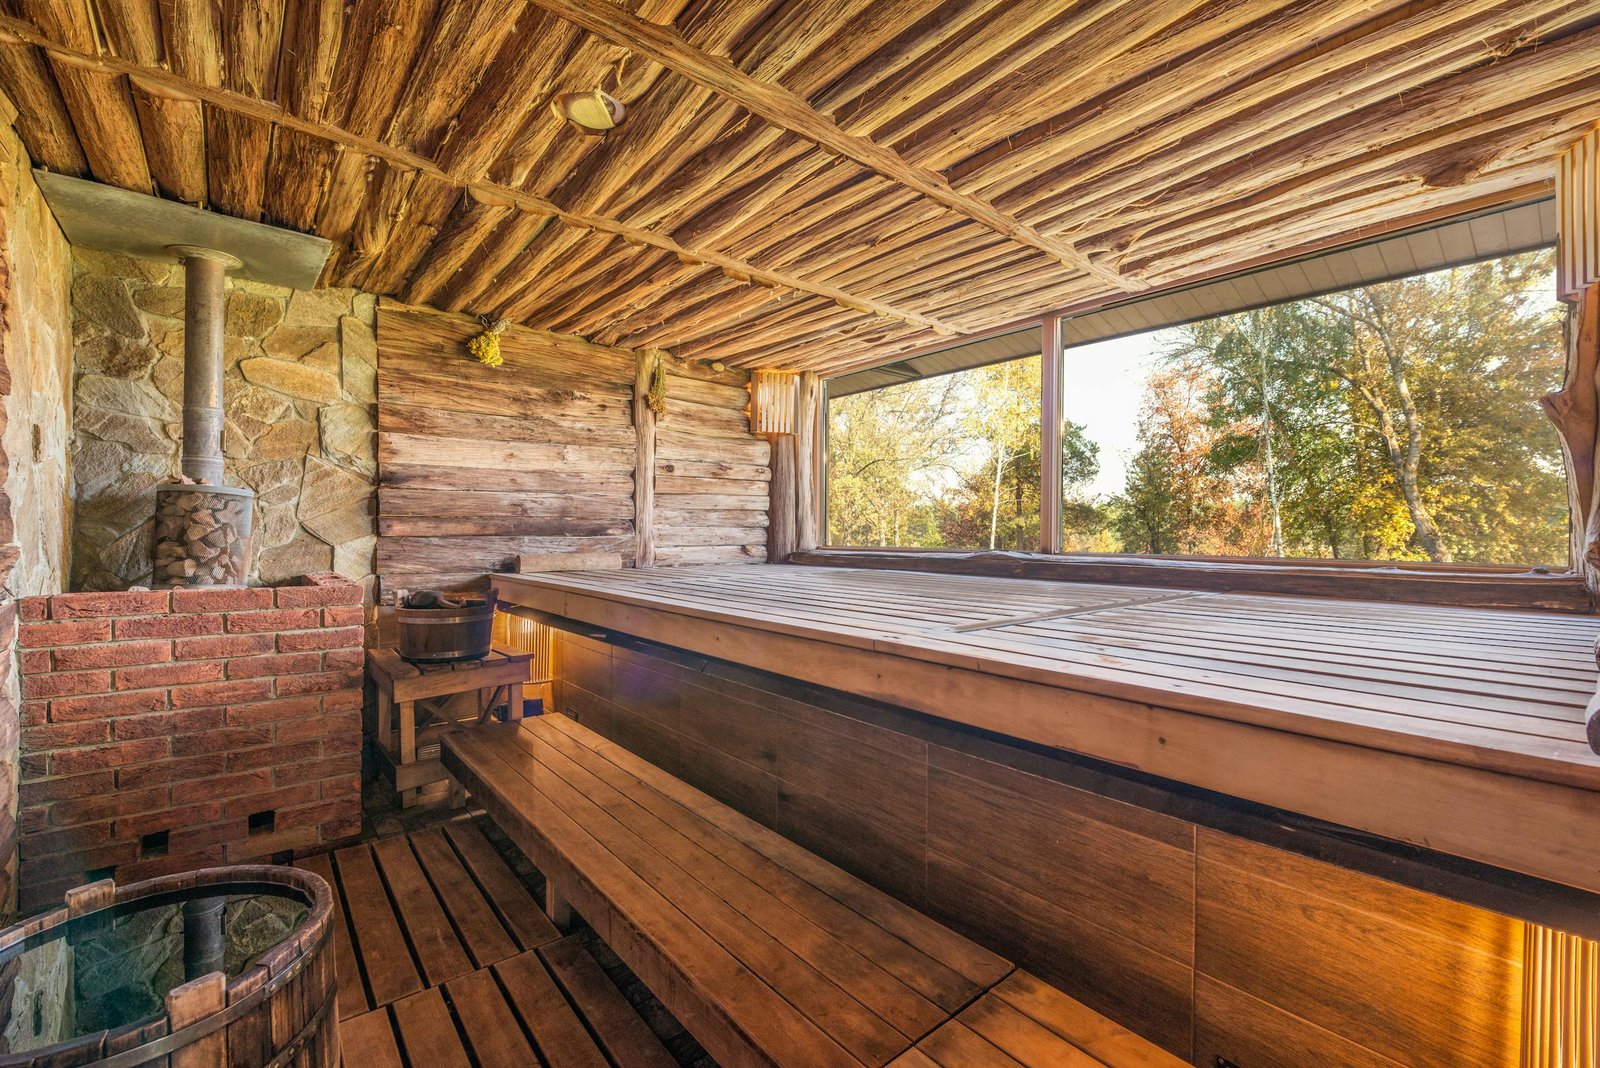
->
xmin=491 ymin=562 xmax=1600 ymax=895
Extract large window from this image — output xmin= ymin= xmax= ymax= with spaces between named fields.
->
xmin=826 ymin=357 xmax=1041 ymax=550
xmin=827 ymin=248 xmax=1571 ymax=569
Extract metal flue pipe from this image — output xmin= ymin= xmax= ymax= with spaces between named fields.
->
xmin=171 ymin=245 xmax=242 ymax=486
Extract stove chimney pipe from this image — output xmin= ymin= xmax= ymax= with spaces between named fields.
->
xmin=170 ymin=245 xmax=241 ymax=485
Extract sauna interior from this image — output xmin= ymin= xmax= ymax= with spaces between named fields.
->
xmin=0 ymin=0 xmax=1596 ymax=1065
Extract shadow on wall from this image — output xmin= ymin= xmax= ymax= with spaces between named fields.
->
xmin=67 ymin=249 xmax=378 ymax=593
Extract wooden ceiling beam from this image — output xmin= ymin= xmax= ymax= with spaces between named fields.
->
xmin=0 ymin=13 xmax=963 ymax=340
xmin=522 ymin=0 xmax=1143 ymax=292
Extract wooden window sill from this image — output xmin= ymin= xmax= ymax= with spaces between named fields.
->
xmin=792 ymin=548 xmax=1592 ymax=614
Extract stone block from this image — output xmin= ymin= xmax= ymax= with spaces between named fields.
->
xmin=238 ymin=357 xmax=342 ymax=404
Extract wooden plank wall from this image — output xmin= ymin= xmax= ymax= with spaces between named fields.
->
xmin=553 ymin=630 xmax=1532 ymax=1068
xmin=655 ymin=370 xmax=770 ymax=565
xmin=374 ymin=301 xmax=765 ymax=591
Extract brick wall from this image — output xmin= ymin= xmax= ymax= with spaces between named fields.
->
xmin=14 ymin=573 xmax=363 ymax=911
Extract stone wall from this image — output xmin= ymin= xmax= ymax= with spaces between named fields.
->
xmin=16 ymin=576 xmax=364 ymax=912
xmin=69 ymin=252 xmax=377 ymax=593
xmin=0 ymin=119 xmax=74 ymax=917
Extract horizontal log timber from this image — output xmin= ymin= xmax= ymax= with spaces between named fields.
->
xmin=379 ymin=464 xmax=637 ymax=497
xmin=378 ymin=433 xmax=636 ymax=475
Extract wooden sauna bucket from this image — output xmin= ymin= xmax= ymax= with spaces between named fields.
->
xmin=0 ymin=865 xmax=337 ymax=1067
xmin=395 ymin=597 xmax=496 ymax=663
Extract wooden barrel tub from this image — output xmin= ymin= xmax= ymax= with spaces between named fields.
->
xmin=0 ymin=865 xmax=337 ymax=1067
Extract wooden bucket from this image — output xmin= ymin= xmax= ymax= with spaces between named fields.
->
xmin=395 ymin=597 xmax=496 ymax=663
xmin=0 ymin=865 xmax=337 ymax=1067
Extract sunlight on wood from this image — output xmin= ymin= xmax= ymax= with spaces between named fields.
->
xmin=1524 ymin=923 xmax=1599 ymax=1068
xmin=493 ymin=610 xmax=555 ymax=685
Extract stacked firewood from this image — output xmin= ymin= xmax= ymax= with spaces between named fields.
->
xmin=153 ymin=488 xmax=254 ymax=587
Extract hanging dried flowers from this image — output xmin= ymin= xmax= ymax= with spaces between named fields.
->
xmin=646 ymin=351 xmax=668 ymax=417
xmin=468 ymin=318 xmax=509 ymax=367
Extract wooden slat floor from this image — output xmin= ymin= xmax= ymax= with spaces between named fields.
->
xmin=298 ymin=819 xmax=683 ymax=1067
xmin=500 ymin=563 xmax=1600 ymax=789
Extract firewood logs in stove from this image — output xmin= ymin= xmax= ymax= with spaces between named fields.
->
xmin=152 ymin=484 xmax=256 ymax=587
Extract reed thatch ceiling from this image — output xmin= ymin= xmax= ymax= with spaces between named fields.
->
xmin=0 ymin=0 xmax=1596 ymax=376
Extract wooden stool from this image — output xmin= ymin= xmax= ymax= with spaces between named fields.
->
xmin=368 ymin=643 xmax=533 ymax=807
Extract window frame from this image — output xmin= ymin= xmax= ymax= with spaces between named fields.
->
xmin=813 ymin=291 xmax=1585 ymax=613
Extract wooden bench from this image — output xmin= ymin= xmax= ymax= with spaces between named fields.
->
xmin=443 ymin=713 xmax=1185 ymax=1068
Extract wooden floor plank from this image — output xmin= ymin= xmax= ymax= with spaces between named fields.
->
xmin=445 ymin=817 xmax=563 ymax=950
xmin=410 ymin=824 xmax=520 ymax=968
xmin=333 ymin=844 xmax=424 ymax=1008
xmin=494 ymin=947 xmax=612 ymax=1068
xmin=539 ymin=936 xmax=679 ymax=1068
xmin=393 ymin=987 xmax=473 ymax=1068
xmin=297 ymin=852 xmax=370 ymax=1021
xmin=339 ymin=1006 xmax=404 ymax=1068
xmin=372 ymin=834 xmax=474 ymax=989
xmin=444 ymin=966 xmax=543 ymax=1066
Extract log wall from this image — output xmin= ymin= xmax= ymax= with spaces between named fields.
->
xmin=375 ymin=300 xmax=764 ymax=591
xmin=553 ymin=629 xmax=1547 ymax=1068
xmin=655 ymin=369 xmax=770 ymax=565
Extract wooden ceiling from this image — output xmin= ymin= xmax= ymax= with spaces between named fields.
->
xmin=0 ymin=0 xmax=1597 ymax=376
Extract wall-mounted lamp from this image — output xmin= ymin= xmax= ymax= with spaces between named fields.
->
xmin=1558 ymin=126 xmax=1599 ymax=301
xmin=750 ymin=369 xmax=800 ymax=436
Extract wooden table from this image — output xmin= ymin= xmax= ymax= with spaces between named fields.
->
xmin=368 ymin=644 xmax=532 ymax=806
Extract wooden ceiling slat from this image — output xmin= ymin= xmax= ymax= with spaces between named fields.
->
xmin=130 ymin=77 xmax=204 ymax=203
xmin=325 ymin=0 xmax=442 ymax=138
xmin=94 ymin=0 xmax=164 ymax=65
xmin=402 ymin=189 xmax=515 ymax=306
xmin=0 ymin=42 xmax=88 ymax=173
xmin=0 ymin=0 xmax=1591 ymax=374
xmin=524 ymin=0 xmax=1139 ymax=288
xmin=385 ymin=0 xmax=530 ymax=158
xmin=996 ymin=0 xmax=1583 ymax=233
xmin=204 ymin=103 xmax=269 ymax=217
xmin=0 ymin=11 xmax=956 ymax=336
xmin=276 ymin=0 xmax=342 ymax=122
xmin=262 ymin=123 xmax=334 ymax=230
xmin=435 ymin=208 xmax=551 ymax=311
xmin=362 ymin=172 xmax=462 ymax=294
xmin=47 ymin=55 xmax=151 ymax=192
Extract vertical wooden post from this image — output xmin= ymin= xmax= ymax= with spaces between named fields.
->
xmin=795 ymin=371 xmax=819 ymax=552
xmin=768 ymin=435 xmax=797 ymax=562
xmin=633 ymin=350 xmax=657 ymax=568
xmin=1039 ymin=314 xmax=1064 ymax=554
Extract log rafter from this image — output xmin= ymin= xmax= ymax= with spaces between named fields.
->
xmin=0 ymin=12 xmax=961 ymax=338
xmin=523 ymin=0 xmax=1144 ymax=291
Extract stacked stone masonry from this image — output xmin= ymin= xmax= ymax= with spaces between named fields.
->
xmin=14 ymin=574 xmax=363 ymax=912
xmin=69 ymin=249 xmax=378 ymax=593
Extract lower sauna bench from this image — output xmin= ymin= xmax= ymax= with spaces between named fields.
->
xmin=442 ymin=712 xmax=1187 ymax=1068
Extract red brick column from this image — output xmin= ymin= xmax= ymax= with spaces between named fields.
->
xmin=15 ymin=573 xmax=364 ymax=911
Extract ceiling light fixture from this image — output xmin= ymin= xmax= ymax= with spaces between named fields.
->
xmin=552 ymin=63 xmax=628 ymax=134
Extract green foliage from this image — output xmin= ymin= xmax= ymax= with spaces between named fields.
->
xmin=826 ymin=250 xmax=1569 ymax=567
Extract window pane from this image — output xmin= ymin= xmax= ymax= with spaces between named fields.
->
xmin=826 ymin=356 xmax=1040 ymax=549
xmin=1060 ymin=249 xmax=1570 ymax=567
